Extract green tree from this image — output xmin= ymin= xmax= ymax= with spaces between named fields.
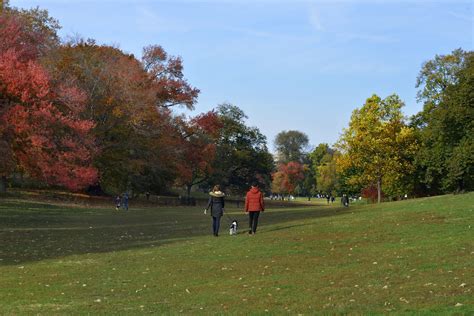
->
xmin=308 ymin=143 xmax=334 ymax=192
xmin=413 ymin=49 xmax=474 ymax=193
xmin=416 ymin=48 xmax=469 ymax=108
xmin=337 ymin=94 xmax=418 ymax=203
xmin=274 ymin=130 xmax=309 ymax=163
xmin=207 ymin=104 xmax=274 ymax=194
xmin=300 ymin=156 xmax=317 ymax=197
xmin=316 ymin=152 xmax=339 ymax=196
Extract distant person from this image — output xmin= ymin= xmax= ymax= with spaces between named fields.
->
xmin=326 ymin=195 xmax=330 ymax=204
xmin=204 ymin=185 xmax=225 ymax=237
xmin=122 ymin=192 xmax=129 ymax=211
xmin=145 ymin=191 xmax=150 ymax=201
xmin=245 ymin=182 xmax=265 ymax=235
xmin=331 ymin=196 xmax=335 ymax=203
xmin=342 ymin=194 xmax=349 ymax=207
xmin=115 ymin=195 xmax=121 ymax=211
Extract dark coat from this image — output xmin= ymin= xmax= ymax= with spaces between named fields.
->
xmin=206 ymin=191 xmax=225 ymax=217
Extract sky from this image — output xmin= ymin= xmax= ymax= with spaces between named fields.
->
xmin=11 ymin=0 xmax=474 ymax=151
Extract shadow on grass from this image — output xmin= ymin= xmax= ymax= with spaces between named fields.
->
xmin=0 ymin=199 xmax=352 ymax=265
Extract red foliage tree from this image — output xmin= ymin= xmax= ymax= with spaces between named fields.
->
xmin=271 ymin=161 xmax=306 ymax=195
xmin=361 ymin=186 xmax=384 ymax=203
xmin=175 ymin=111 xmax=223 ymax=198
xmin=44 ymin=41 xmax=202 ymax=194
xmin=142 ymin=45 xmax=200 ymax=110
xmin=0 ymin=13 xmax=97 ymax=191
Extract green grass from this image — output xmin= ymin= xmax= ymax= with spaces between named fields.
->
xmin=0 ymin=193 xmax=473 ymax=314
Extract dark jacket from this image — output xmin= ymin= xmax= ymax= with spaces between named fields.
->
xmin=245 ymin=187 xmax=264 ymax=212
xmin=206 ymin=191 xmax=225 ymax=217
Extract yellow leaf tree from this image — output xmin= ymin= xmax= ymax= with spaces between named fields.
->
xmin=336 ymin=94 xmax=418 ymax=203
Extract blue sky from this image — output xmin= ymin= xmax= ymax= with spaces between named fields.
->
xmin=12 ymin=0 xmax=473 ymax=150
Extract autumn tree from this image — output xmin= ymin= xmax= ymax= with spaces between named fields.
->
xmin=271 ymin=162 xmax=306 ymax=196
xmin=45 ymin=40 xmax=200 ymax=194
xmin=336 ymin=94 xmax=418 ymax=203
xmin=0 ymin=7 xmax=97 ymax=192
xmin=175 ymin=111 xmax=222 ymax=198
xmin=142 ymin=45 xmax=199 ymax=110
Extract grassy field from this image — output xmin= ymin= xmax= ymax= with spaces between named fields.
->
xmin=0 ymin=193 xmax=472 ymax=314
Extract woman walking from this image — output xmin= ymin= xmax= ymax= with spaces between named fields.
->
xmin=245 ymin=182 xmax=265 ymax=235
xmin=205 ymin=185 xmax=225 ymax=237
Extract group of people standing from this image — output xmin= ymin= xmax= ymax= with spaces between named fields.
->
xmin=204 ymin=182 xmax=264 ymax=237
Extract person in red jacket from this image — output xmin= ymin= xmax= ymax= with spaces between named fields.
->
xmin=245 ymin=182 xmax=265 ymax=235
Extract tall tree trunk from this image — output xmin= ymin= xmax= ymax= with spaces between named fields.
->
xmin=377 ymin=177 xmax=382 ymax=204
xmin=0 ymin=175 xmax=7 ymax=193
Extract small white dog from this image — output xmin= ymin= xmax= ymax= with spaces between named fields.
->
xmin=229 ymin=220 xmax=238 ymax=236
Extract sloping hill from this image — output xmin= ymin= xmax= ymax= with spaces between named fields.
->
xmin=0 ymin=193 xmax=472 ymax=314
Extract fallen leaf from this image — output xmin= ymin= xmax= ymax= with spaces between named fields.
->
xmin=399 ymin=297 xmax=409 ymax=303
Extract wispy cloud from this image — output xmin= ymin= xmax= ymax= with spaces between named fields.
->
xmin=135 ymin=6 xmax=190 ymax=33
xmin=447 ymin=10 xmax=474 ymax=22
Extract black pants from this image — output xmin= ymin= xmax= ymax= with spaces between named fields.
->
xmin=212 ymin=216 xmax=221 ymax=236
xmin=248 ymin=211 xmax=260 ymax=233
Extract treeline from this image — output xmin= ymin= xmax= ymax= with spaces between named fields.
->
xmin=1 ymin=3 xmax=471 ymax=202
xmin=271 ymin=49 xmax=473 ymax=202
xmin=0 ymin=3 xmax=274 ymax=196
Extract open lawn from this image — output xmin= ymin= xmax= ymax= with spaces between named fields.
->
xmin=0 ymin=193 xmax=472 ymax=314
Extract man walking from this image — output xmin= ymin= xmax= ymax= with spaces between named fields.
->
xmin=122 ymin=192 xmax=129 ymax=211
xmin=245 ymin=182 xmax=265 ymax=235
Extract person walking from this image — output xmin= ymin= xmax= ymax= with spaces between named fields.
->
xmin=341 ymin=194 xmax=349 ymax=207
xmin=205 ymin=185 xmax=225 ymax=237
xmin=245 ymin=182 xmax=265 ymax=235
xmin=115 ymin=195 xmax=121 ymax=211
xmin=122 ymin=192 xmax=129 ymax=211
